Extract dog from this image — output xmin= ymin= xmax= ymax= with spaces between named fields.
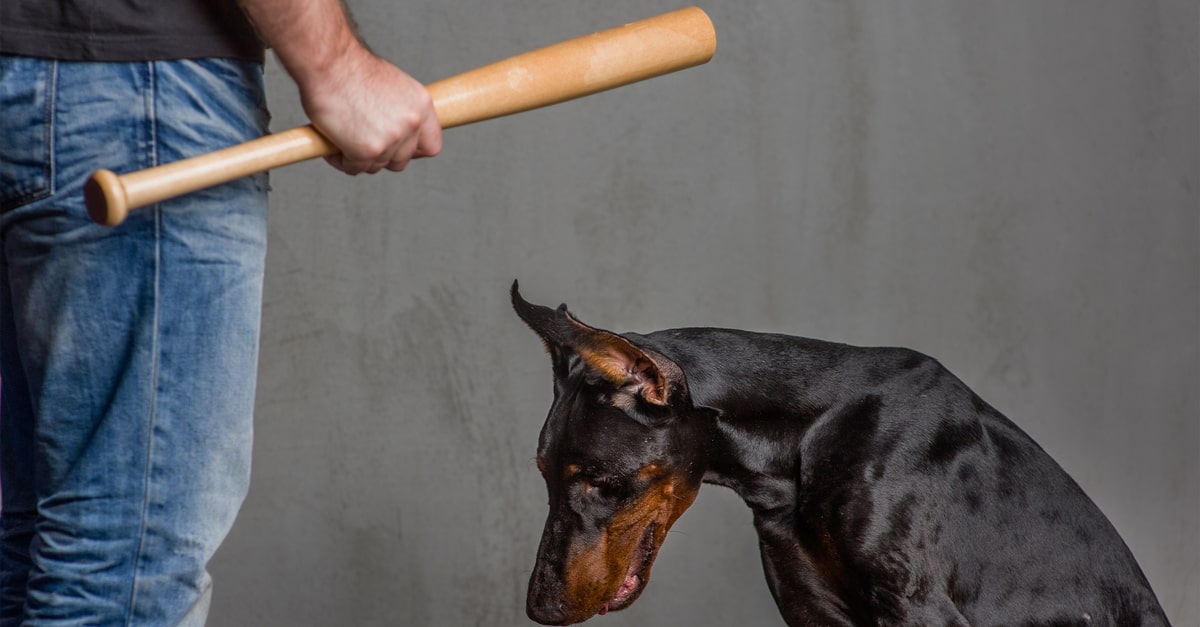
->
xmin=512 ymin=282 xmax=1169 ymax=626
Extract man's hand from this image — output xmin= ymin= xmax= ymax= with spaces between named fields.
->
xmin=300 ymin=45 xmax=442 ymax=174
xmin=238 ymin=0 xmax=442 ymax=175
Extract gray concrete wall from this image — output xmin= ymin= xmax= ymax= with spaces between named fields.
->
xmin=209 ymin=1 xmax=1198 ymax=624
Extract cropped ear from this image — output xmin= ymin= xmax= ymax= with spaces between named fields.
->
xmin=511 ymin=280 xmax=577 ymax=370
xmin=511 ymin=281 xmax=682 ymax=406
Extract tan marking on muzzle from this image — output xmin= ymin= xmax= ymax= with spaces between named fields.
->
xmin=557 ymin=466 xmax=702 ymax=620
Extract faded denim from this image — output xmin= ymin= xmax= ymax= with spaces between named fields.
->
xmin=0 ymin=56 xmax=269 ymax=626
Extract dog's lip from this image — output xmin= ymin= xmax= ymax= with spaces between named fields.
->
xmin=598 ymin=523 xmax=657 ymax=615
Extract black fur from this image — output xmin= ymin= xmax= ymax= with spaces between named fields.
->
xmin=513 ymin=283 xmax=1168 ymax=626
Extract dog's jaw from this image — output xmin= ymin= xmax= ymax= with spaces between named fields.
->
xmin=598 ymin=523 xmax=657 ymax=615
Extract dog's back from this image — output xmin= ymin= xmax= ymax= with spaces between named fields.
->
xmin=634 ymin=327 xmax=1169 ymax=625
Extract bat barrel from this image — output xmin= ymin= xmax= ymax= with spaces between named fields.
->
xmin=429 ymin=6 xmax=715 ymax=129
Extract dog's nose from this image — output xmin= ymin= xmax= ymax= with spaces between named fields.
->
xmin=526 ymin=600 xmax=568 ymax=625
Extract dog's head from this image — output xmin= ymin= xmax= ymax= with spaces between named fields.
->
xmin=512 ymin=282 xmax=714 ymax=625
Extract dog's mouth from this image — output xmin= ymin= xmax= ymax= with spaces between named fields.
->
xmin=597 ymin=523 xmax=657 ymax=616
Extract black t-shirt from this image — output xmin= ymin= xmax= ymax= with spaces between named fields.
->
xmin=0 ymin=0 xmax=263 ymax=62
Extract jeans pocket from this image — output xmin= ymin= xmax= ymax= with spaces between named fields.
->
xmin=0 ymin=57 xmax=54 ymax=212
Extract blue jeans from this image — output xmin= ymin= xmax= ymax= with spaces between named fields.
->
xmin=0 ymin=56 xmax=269 ymax=626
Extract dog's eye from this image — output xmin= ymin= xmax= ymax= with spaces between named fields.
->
xmin=581 ymin=475 xmax=617 ymax=496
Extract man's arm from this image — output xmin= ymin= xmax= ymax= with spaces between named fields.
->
xmin=237 ymin=0 xmax=442 ymax=174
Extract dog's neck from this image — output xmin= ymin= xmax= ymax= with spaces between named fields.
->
xmin=628 ymin=328 xmax=881 ymax=518
xmin=633 ymin=329 xmax=847 ymax=517
xmin=693 ymin=395 xmax=820 ymax=516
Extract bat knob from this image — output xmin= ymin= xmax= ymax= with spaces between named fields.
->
xmin=85 ymin=169 xmax=130 ymax=227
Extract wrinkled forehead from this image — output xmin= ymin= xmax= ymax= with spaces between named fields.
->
xmin=537 ymin=382 xmax=660 ymax=470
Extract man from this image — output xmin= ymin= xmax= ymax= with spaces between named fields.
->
xmin=0 ymin=0 xmax=440 ymax=623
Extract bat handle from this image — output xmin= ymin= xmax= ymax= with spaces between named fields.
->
xmin=85 ymin=125 xmax=337 ymax=226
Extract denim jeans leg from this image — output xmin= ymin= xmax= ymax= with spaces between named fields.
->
xmin=0 ymin=56 xmax=269 ymax=626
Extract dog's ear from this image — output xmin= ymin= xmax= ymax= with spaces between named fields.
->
xmin=511 ymin=281 xmax=679 ymax=406
xmin=569 ymin=324 xmax=673 ymax=406
xmin=511 ymin=280 xmax=574 ymax=365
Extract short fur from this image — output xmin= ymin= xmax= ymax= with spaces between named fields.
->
xmin=513 ymin=283 xmax=1168 ymax=626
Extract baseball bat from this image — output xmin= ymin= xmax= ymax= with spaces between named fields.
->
xmin=85 ymin=6 xmax=716 ymax=226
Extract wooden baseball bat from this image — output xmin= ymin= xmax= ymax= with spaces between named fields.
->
xmin=85 ymin=6 xmax=716 ymax=226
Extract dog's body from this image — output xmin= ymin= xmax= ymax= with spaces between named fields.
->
xmin=513 ymin=284 xmax=1168 ymax=626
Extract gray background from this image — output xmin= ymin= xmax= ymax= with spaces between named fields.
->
xmin=209 ymin=1 xmax=1198 ymax=625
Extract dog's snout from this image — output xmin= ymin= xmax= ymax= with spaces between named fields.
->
xmin=526 ymin=599 xmax=569 ymax=625
xmin=527 ymin=549 xmax=571 ymax=625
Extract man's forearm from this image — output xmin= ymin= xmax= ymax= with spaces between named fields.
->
xmin=237 ymin=0 xmax=362 ymax=88
xmin=235 ymin=0 xmax=441 ymax=174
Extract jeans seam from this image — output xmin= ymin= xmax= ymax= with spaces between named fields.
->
xmin=0 ymin=57 xmax=56 ymax=212
xmin=46 ymin=60 xmax=58 ymax=197
xmin=125 ymin=59 xmax=161 ymax=627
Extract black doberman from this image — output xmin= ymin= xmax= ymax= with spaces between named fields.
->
xmin=511 ymin=283 xmax=1169 ymax=626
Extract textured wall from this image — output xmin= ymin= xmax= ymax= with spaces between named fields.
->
xmin=209 ymin=1 xmax=1198 ymax=625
